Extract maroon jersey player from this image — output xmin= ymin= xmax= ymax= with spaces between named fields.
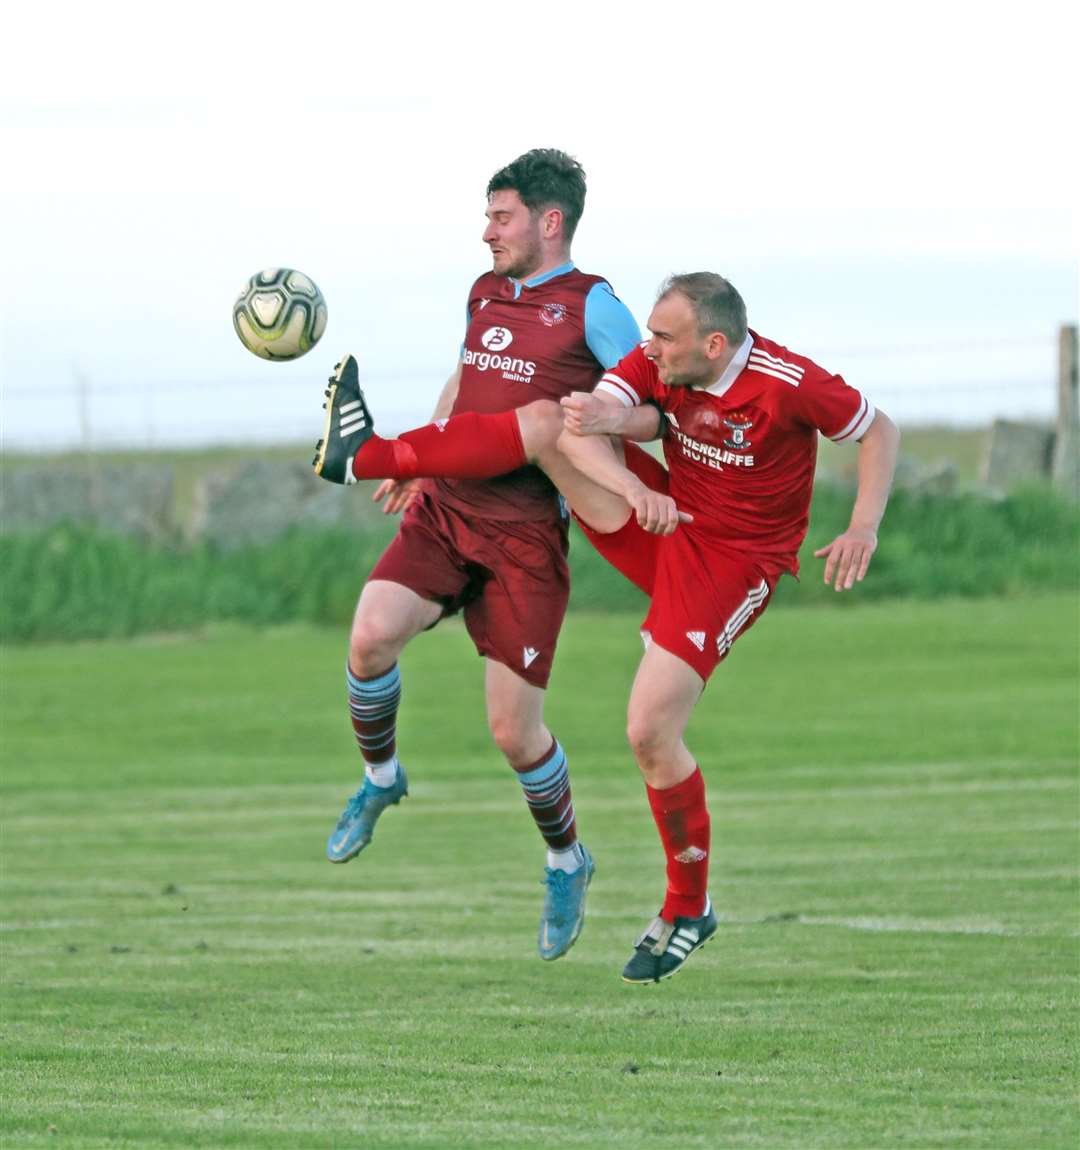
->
xmin=315 ymin=150 xmax=649 ymax=963
xmin=540 ymin=273 xmax=901 ymax=982
xmin=426 ymin=263 xmax=636 ymax=525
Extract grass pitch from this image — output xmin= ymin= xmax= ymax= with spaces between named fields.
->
xmin=2 ymin=596 xmax=1077 ymax=1148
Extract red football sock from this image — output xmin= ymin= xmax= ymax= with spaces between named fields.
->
xmin=351 ymin=410 xmax=526 ymax=481
xmin=646 ymin=766 xmax=711 ymax=922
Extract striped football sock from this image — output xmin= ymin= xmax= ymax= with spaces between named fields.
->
xmin=512 ymin=738 xmax=578 ymax=853
xmin=346 ymin=662 xmax=401 ymax=780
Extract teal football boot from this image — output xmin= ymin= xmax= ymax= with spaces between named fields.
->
xmin=326 ymin=764 xmax=408 ymax=863
xmin=537 ymin=844 xmax=595 ymax=960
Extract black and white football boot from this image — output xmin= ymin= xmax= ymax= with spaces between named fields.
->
xmin=312 ymin=354 xmax=375 ymax=484
xmin=621 ymin=898 xmax=718 ymax=984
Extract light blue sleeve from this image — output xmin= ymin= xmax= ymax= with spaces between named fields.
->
xmin=584 ymin=282 xmax=641 ymax=369
xmin=460 ymin=301 xmax=471 ymax=357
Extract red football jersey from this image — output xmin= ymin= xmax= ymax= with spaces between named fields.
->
xmin=596 ymin=332 xmax=876 ymax=573
xmin=432 ymin=266 xmax=632 ymax=522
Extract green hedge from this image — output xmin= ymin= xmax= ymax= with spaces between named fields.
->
xmin=2 ymin=484 xmax=1076 ymax=642
xmin=785 ymin=482 xmax=1080 ymax=604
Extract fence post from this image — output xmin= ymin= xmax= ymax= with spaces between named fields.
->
xmin=74 ymin=365 xmax=104 ymax=516
xmin=1051 ymin=324 xmax=1078 ymax=498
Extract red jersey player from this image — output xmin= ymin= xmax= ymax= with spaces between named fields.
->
xmin=539 ymin=272 xmax=901 ymax=982
xmin=312 ymin=150 xmax=651 ymax=962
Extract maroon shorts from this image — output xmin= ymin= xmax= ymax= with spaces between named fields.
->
xmin=574 ymin=444 xmax=777 ymax=682
xmin=369 ymin=491 xmax=570 ymax=688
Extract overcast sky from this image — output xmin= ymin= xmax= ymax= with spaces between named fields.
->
xmin=1 ymin=0 xmax=1076 ymax=449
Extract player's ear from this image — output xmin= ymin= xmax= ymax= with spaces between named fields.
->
xmin=705 ymin=331 xmax=729 ymax=360
xmin=542 ymin=207 xmax=564 ymax=240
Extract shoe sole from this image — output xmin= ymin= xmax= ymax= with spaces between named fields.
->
xmin=621 ymin=925 xmax=717 ymax=985
xmin=312 ymin=356 xmax=351 ymax=477
xmin=327 ymin=841 xmax=368 ymax=864
xmin=325 ymin=789 xmax=406 ymax=864
xmin=539 ymin=856 xmax=595 ymax=962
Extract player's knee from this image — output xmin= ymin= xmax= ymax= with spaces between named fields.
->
xmin=349 ymin=614 xmax=404 ymax=676
xmin=555 ymin=425 xmax=587 ymax=466
xmin=626 ymin=717 xmax=669 ymax=771
xmin=488 ymin=713 xmax=534 ymax=761
xmin=519 ymin=399 xmax=564 ymax=463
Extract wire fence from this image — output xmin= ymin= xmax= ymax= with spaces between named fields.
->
xmin=0 ymin=336 xmax=1064 ymax=453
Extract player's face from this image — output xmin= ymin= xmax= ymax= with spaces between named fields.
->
xmin=483 ymin=190 xmax=544 ymax=280
xmin=645 ymin=293 xmax=725 ymax=388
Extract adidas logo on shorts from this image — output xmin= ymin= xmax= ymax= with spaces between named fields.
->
xmin=686 ymin=631 xmax=706 ymax=651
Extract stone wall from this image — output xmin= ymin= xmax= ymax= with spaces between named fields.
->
xmin=0 ymin=459 xmax=391 ymax=542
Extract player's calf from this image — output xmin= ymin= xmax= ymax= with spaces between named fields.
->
xmin=505 ymin=735 xmax=594 ymax=960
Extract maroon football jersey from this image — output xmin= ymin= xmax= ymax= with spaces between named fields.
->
xmin=431 ymin=266 xmax=621 ymax=523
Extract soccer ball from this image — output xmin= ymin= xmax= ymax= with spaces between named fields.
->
xmin=233 ymin=268 xmax=328 ymax=360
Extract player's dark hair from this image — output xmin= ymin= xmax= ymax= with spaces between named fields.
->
xmin=486 ymin=149 xmax=587 ymax=242
xmin=659 ymin=273 xmax=748 ymax=344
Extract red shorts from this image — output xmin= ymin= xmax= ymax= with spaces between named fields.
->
xmin=574 ymin=444 xmax=777 ymax=682
xmin=369 ymin=490 xmax=570 ymax=688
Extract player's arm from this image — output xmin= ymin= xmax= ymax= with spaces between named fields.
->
xmin=373 ymin=360 xmax=464 ymax=514
xmin=577 ymin=288 xmax=662 ymax=442
xmin=581 ymin=281 xmax=662 ymax=438
xmin=556 ymin=392 xmax=688 ymax=535
xmin=813 ymin=410 xmax=900 ymax=590
xmin=430 ymin=360 xmax=463 ymax=421
xmin=561 ymin=390 xmax=663 ymax=441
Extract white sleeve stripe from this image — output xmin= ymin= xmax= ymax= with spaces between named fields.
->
xmin=596 ymin=375 xmax=640 ymax=406
xmin=748 ymin=356 xmax=802 ymax=383
xmin=831 ymin=396 xmax=876 ymax=442
xmin=596 ymin=381 xmax=636 ymax=406
xmin=748 ymin=347 xmax=805 ymax=375
xmin=601 ymin=371 xmax=635 ymax=394
xmin=749 ymin=363 xmax=803 ymax=388
xmin=833 ymin=396 xmax=867 ymax=440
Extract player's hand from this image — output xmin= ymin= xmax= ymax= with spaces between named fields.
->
xmin=560 ymin=391 xmax=620 ymax=436
xmin=627 ymin=486 xmax=693 ymax=535
xmin=813 ymin=526 xmax=878 ymax=591
xmin=372 ymin=478 xmax=422 ymax=516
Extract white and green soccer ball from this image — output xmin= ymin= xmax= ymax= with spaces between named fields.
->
xmin=232 ymin=268 xmax=327 ymax=360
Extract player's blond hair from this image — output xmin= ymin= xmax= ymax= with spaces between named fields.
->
xmin=660 ymin=273 xmax=748 ymax=344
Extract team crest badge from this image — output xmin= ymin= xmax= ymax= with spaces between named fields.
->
xmin=722 ymin=411 xmax=754 ymax=451
xmin=538 ymin=302 xmax=567 ymax=327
